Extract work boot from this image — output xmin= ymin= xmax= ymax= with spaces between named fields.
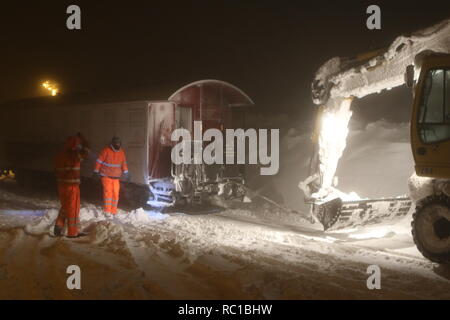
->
xmin=66 ymin=232 xmax=88 ymax=239
xmin=53 ymin=225 xmax=63 ymax=237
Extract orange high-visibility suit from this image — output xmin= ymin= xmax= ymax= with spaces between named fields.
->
xmin=54 ymin=135 xmax=89 ymax=237
xmin=94 ymin=146 xmax=128 ymax=214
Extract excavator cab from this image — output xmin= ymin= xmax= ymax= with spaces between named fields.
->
xmin=409 ymin=54 xmax=450 ymax=264
xmin=411 ymin=54 xmax=450 ymax=179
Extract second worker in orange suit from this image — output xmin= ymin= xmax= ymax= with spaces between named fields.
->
xmin=93 ymin=136 xmax=129 ymax=217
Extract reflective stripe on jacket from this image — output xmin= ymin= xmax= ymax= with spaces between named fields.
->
xmin=94 ymin=146 xmax=128 ymax=178
xmin=55 ymin=152 xmax=86 ymax=185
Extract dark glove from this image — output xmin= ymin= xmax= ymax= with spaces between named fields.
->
xmin=122 ymin=172 xmax=131 ymax=182
xmin=77 ymin=132 xmax=90 ymax=151
xmin=92 ymin=172 xmax=101 ymax=179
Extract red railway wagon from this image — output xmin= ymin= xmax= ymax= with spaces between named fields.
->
xmin=0 ymin=79 xmax=254 ymax=207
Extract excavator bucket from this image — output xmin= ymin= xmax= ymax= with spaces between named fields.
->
xmin=313 ymin=197 xmax=413 ymax=231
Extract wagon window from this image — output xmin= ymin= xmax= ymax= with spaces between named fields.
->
xmin=418 ymin=69 xmax=450 ymax=143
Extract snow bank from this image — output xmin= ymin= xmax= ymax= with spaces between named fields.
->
xmin=23 ymin=204 xmax=170 ymax=237
xmin=408 ymin=173 xmax=434 ymax=202
xmin=88 ymin=220 xmax=127 ymax=249
xmin=221 ymin=206 xmax=317 ymax=230
xmin=119 ymin=208 xmax=169 ymax=225
xmin=24 ymin=208 xmax=58 ymax=235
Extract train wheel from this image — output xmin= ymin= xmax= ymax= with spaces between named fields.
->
xmin=412 ymin=195 xmax=450 ymax=264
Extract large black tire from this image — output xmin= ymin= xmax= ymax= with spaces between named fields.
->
xmin=412 ymin=195 xmax=450 ymax=264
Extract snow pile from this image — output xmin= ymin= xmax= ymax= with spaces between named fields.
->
xmin=408 ymin=173 xmax=434 ymax=202
xmin=23 ymin=204 xmax=170 ymax=237
xmin=88 ymin=220 xmax=128 ymax=250
xmin=221 ymin=207 xmax=318 ymax=230
xmin=70 ymin=204 xmax=170 ymax=226
xmin=408 ymin=171 xmax=450 ymax=203
xmin=0 ymin=188 xmax=56 ymax=209
xmin=24 ymin=208 xmax=58 ymax=235
xmin=119 ymin=208 xmax=169 ymax=225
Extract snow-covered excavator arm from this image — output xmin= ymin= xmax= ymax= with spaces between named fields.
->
xmin=300 ymin=18 xmax=450 ymax=231
xmin=304 ymin=18 xmax=450 ymax=201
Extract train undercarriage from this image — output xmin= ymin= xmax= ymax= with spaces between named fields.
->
xmin=146 ymin=163 xmax=247 ymax=209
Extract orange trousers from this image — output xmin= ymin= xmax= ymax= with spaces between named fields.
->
xmin=56 ymin=184 xmax=80 ymax=237
xmin=101 ymin=176 xmax=120 ymax=214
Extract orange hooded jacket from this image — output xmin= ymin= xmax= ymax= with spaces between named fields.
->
xmin=54 ymin=136 xmax=89 ymax=184
xmin=94 ymin=145 xmax=128 ymax=178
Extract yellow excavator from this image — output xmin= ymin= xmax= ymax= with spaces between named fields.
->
xmin=300 ymin=19 xmax=450 ymax=263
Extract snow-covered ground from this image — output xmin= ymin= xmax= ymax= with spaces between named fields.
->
xmin=0 ymin=184 xmax=449 ymax=300
xmin=0 ymin=120 xmax=449 ymax=299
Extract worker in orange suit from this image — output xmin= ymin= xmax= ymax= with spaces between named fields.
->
xmin=93 ymin=136 xmax=129 ymax=217
xmin=54 ymin=133 xmax=90 ymax=238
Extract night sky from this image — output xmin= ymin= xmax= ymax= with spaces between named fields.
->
xmin=1 ymin=0 xmax=450 ymax=120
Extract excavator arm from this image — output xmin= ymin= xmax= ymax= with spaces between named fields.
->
xmin=301 ymin=18 xmax=450 ymax=231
